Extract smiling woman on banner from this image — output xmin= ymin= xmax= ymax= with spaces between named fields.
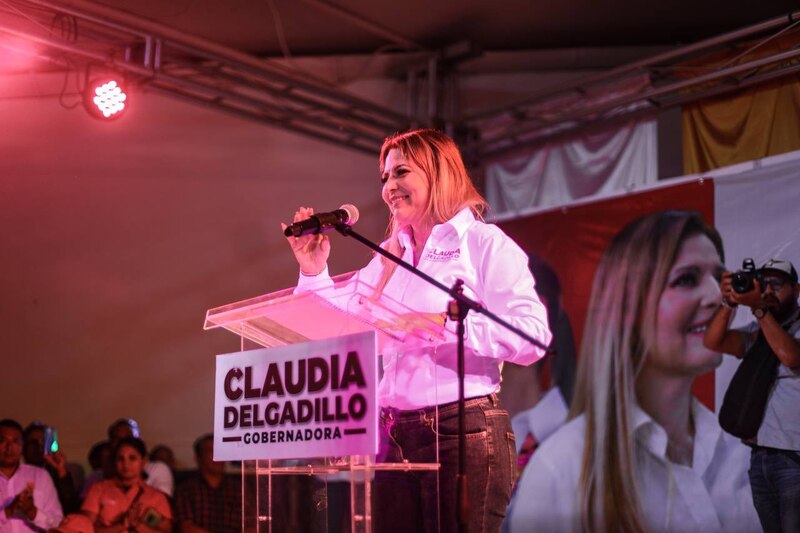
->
xmin=507 ymin=211 xmax=761 ymax=533
xmin=283 ymin=128 xmax=552 ymax=532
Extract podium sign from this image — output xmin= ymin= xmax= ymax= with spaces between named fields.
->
xmin=214 ymin=331 xmax=379 ymax=461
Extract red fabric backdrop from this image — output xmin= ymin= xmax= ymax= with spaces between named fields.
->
xmin=498 ymin=179 xmax=716 ymax=408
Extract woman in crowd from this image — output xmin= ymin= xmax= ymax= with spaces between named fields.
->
xmin=283 ymin=128 xmax=551 ymax=532
xmin=507 ymin=211 xmax=760 ymax=532
xmin=58 ymin=437 xmax=172 ymax=533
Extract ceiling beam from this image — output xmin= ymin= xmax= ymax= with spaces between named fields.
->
xmin=2 ymin=1 xmax=800 ymax=162
xmin=0 ymin=0 xmax=408 ymax=153
xmin=462 ymin=10 xmax=800 ymax=161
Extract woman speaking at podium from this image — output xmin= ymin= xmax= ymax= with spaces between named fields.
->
xmin=283 ymin=128 xmax=551 ymax=532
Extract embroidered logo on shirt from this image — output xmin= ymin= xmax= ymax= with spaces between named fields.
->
xmin=424 ymin=247 xmax=460 ymax=262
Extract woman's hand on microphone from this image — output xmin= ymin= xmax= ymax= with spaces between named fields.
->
xmin=281 ymin=206 xmax=330 ymax=275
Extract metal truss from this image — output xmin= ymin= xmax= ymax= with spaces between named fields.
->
xmin=0 ymin=0 xmax=408 ymax=154
xmin=1 ymin=0 xmax=799 ymax=161
xmin=461 ymin=10 xmax=800 ymax=161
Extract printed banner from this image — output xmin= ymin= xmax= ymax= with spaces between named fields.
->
xmin=214 ymin=331 xmax=378 ymax=461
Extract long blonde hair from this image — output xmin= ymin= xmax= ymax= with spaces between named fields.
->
xmin=569 ymin=211 xmax=723 ymax=532
xmin=375 ymin=129 xmax=488 ymax=291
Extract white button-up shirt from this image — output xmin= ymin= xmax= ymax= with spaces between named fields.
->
xmin=0 ymin=464 xmax=63 ymax=532
xmin=298 ymin=207 xmax=551 ymax=409
xmin=507 ymin=399 xmax=761 ymax=533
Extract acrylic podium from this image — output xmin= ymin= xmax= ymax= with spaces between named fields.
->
xmin=204 ymin=272 xmax=452 ymax=532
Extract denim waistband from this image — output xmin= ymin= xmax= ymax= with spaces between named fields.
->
xmin=751 ymin=446 xmax=800 ymax=466
xmin=380 ymin=393 xmax=499 ymax=423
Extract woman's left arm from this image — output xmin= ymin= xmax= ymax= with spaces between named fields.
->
xmin=461 ymin=229 xmax=552 ymax=365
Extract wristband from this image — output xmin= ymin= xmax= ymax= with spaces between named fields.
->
xmin=752 ymin=307 xmax=768 ymax=320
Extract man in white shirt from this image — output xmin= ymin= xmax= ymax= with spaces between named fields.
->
xmin=0 ymin=419 xmax=63 ymax=532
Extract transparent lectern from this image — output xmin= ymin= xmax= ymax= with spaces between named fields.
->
xmin=204 ymin=272 xmax=452 ymax=532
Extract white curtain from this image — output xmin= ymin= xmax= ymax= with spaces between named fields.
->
xmin=485 ymin=117 xmax=659 ymax=217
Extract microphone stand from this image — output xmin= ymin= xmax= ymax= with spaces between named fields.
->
xmin=334 ymin=223 xmax=547 ymax=532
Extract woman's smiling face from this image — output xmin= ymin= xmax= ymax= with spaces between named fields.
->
xmin=381 ymin=148 xmax=431 ymax=229
xmin=649 ymin=233 xmax=725 ymax=377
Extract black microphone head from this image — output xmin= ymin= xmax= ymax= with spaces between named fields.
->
xmin=339 ymin=204 xmax=359 ymax=225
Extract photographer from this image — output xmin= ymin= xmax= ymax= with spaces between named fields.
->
xmin=704 ymin=258 xmax=800 ymax=532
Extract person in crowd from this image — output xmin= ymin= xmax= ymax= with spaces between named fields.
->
xmin=81 ymin=441 xmax=113 ymax=499
xmin=107 ymin=419 xmax=174 ymax=497
xmin=0 ymin=419 xmax=63 ymax=531
xmin=148 ymin=447 xmax=175 ymax=473
xmin=149 ymin=445 xmax=190 ymax=485
xmin=704 ymin=258 xmax=800 ymax=532
xmin=59 ymin=437 xmax=172 ymax=532
xmin=22 ymin=422 xmax=81 ymax=514
xmin=507 ymin=211 xmax=761 ymax=532
xmin=283 ymin=128 xmax=551 ymax=532
xmin=174 ymin=434 xmax=241 ymax=533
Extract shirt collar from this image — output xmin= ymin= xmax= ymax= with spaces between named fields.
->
xmin=0 ymin=463 xmax=20 ymax=480
xmin=397 ymin=206 xmax=476 ymax=249
xmin=633 ymin=398 xmax=721 ymax=474
xmin=438 ymin=206 xmax=477 ymax=240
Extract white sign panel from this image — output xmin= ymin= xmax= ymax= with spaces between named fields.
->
xmin=214 ymin=331 xmax=378 ymax=461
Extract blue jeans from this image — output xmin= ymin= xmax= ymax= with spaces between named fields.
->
xmin=374 ymin=394 xmax=516 ymax=533
xmin=749 ymin=446 xmax=800 ymax=532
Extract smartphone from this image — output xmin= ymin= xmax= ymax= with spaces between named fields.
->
xmin=43 ymin=426 xmax=59 ymax=455
xmin=142 ymin=508 xmax=162 ymax=527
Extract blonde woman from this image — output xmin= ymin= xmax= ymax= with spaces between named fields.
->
xmin=507 ymin=211 xmax=760 ymax=533
xmin=284 ymin=129 xmax=551 ymax=532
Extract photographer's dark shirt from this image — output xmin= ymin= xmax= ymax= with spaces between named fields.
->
xmin=737 ymin=307 xmax=800 ymax=451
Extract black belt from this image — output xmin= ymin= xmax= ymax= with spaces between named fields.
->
xmin=379 ymin=393 xmax=498 ymax=422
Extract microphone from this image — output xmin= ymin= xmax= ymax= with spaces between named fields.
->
xmin=283 ymin=204 xmax=360 ymax=237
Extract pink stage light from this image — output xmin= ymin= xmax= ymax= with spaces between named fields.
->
xmin=85 ymin=79 xmax=128 ymax=120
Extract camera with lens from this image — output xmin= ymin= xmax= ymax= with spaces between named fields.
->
xmin=731 ymin=258 xmax=764 ymax=294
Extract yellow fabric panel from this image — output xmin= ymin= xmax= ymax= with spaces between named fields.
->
xmin=682 ymin=77 xmax=800 ymax=174
xmin=681 ymin=26 xmax=800 ymax=174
